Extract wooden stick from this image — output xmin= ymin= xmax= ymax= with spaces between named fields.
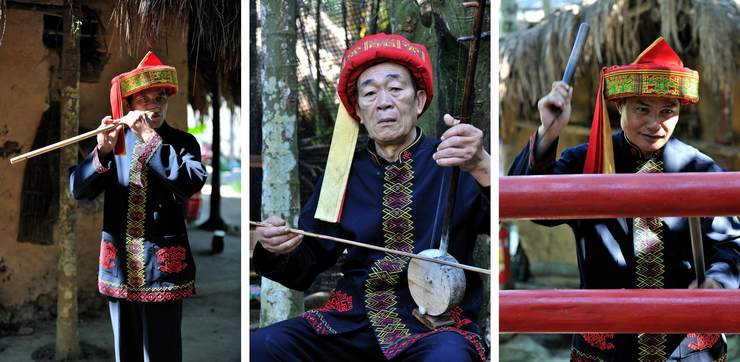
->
xmin=688 ymin=217 xmax=706 ymax=286
xmin=10 ymin=123 xmax=118 ymax=165
xmin=249 ymin=221 xmax=491 ymax=276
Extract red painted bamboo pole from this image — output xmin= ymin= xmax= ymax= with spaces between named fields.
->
xmin=500 ymin=289 xmax=740 ymax=333
xmin=500 ymin=172 xmax=740 ymax=220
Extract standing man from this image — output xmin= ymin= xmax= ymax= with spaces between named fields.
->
xmin=251 ymin=34 xmax=491 ymax=361
xmin=509 ymin=37 xmax=739 ymax=361
xmin=71 ymin=52 xmax=207 ymax=362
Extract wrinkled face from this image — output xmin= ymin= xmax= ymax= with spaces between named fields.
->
xmin=355 ymin=62 xmax=426 ymax=146
xmin=128 ymin=87 xmax=168 ymax=129
xmin=619 ymin=97 xmax=680 ymax=155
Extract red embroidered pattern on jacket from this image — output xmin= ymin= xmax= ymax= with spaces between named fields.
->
xmin=580 ymin=333 xmax=616 ymax=350
xmin=382 ymin=326 xmax=487 ymax=361
xmin=156 ymin=246 xmax=188 ymax=273
xmin=316 ymin=290 xmax=353 ymax=312
xmin=99 ymin=242 xmax=117 ymax=269
xmin=302 ymin=310 xmax=337 ymax=335
xmin=687 ymin=333 xmax=721 ymax=351
xmin=449 ymin=306 xmax=472 ymax=328
xmin=98 ymin=280 xmax=194 ymax=302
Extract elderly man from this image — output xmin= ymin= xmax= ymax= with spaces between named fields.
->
xmin=508 ymin=37 xmax=739 ymax=361
xmin=251 ymin=34 xmax=490 ymax=361
xmin=71 ymin=52 xmax=207 ymax=362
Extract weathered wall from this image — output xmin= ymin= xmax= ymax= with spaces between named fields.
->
xmin=0 ymin=2 xmax=188 ymax=328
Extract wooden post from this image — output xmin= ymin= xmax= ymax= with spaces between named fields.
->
xmin=259 ymin=0 xmax=304 ymax=326
xmin=56 ymin=0 xmax=81 ymax=359
xmin=199 ymin=78 xmax=226 ymax=232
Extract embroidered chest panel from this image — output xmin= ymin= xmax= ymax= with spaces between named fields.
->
xmin=633 ymin=158 xmax=666 ymax=289
xmin=364 ymin=160 xmax=415 ymax=351
xmin=634 ymin=158 xmax=668 ymax=361
xmin=124 ymin=139 xmax=159 ymax=288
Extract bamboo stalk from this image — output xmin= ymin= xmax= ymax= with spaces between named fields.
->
xmin=10 ymin=123 xmax=117 ymax=165
xmin=249 ymin=221 xmax=491 ymax=276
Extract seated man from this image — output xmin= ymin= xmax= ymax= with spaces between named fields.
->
xmin=251 ymin=34 xmax=491 ymax=361
xmin=509 ymin=37 xmax=739 ymax=361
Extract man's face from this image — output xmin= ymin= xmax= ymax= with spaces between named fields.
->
xmin=128 ymin=87 xmax=168 ymax=129
xmin=619 ymin=97 xmax=680 ymax=155
xmin=355 ymin=62 xmax=426 ymax=146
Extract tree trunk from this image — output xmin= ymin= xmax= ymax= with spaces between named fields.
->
xmin=56 ymin=0 xmax=81 ymax=359
xmin=314 ymin=0 xmax=322 ymax=131
xmin=199 ymin=78 xmax=226 ymax=232
xmin=260 ymin=0 xmax=304 ymax=326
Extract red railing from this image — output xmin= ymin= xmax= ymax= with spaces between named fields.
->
xmin=500 ymin=172 xmax=740 ymax=220
xmin=499 ymin=172 xmax=740 ymax=333
xmin=500 ymin=289 xmax=740 ymax=333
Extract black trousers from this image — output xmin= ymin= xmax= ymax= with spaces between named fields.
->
xmin=108 ymin=298 xmax=183 ymax=362
xmin=250 ymin=316 xmax=479 ymax=362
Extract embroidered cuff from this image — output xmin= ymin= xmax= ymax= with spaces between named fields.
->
xmin=93 ymin=147 xmax=111 ymax=173
xmin=528 ymin=129 xmax=557 ymax=173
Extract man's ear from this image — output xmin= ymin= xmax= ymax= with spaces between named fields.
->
xmin=355 ymin=104 xmax=364 ymax=124
xmin=415 ymin=90 xmax=427 ymax=115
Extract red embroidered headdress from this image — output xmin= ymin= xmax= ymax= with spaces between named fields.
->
xmin=337 ymin=33 xmax=434 ymax=121
xmin=583 ymin=37 xmax=699 ymax=174
xmin=109 ymin=51 xmax=178 ymax=154
xmin=315 ymin=34 xmax=434 ymax=223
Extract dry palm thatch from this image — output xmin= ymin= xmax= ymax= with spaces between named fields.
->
xmin=500 ymin=0 xmax=740 ymax=118
xmin=0 ymin=0 xmax=7 ymax=47
xmin=110 ymin=0 xmax=240 ymax=113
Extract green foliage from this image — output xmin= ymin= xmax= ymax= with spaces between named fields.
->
xmin=188 ymin=122 xmax=208 ymax=135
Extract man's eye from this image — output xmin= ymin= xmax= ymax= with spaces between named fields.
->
xmin=363 ymin=91 xmax=375 ymax=97
xmin=661 ymin=109 xmax=674 ymax=115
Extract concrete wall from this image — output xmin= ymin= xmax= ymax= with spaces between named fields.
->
xmin=0 ymin=2 xmax=188 ymax=328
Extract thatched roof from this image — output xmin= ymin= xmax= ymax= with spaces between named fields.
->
xmin=111 ymin=0 xmax=240 ymax=112
xmin=500 ymin=0 xmax=740 ymax=115
xmin=0 ymin=0 xmax=240 ymax=112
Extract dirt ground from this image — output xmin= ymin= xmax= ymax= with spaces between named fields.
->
xmin=0 ymin=193 xmax=241 ymax=362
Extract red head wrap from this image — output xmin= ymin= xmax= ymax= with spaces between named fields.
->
xmin=109 ymin=51 xmax=178 ymax=154
xmin=337 ymin=33 xmax=433 ymax=121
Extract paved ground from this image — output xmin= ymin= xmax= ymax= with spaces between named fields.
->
xmin=0 ymin=190 xmax=241 ymax=362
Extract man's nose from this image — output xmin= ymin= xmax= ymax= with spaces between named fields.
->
xmin=376 ymin=90 xmax=393 ymax=110
xmin=645 ymin=113 xmax=663 ymax=130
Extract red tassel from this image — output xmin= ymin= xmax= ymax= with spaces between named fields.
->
xmin=584 ymin=69 xmax=607 ymax=174
xmin=109 ymin=77 xmax=126 ymax=156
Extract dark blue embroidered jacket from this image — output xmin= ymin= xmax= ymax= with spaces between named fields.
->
xmin=70 ymin=121 xmax=207 ymax=302
xmin=509 ymin=130 xmax=739 ymax=361
xmin=254 ymin=129 xmax=490 ymax=360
